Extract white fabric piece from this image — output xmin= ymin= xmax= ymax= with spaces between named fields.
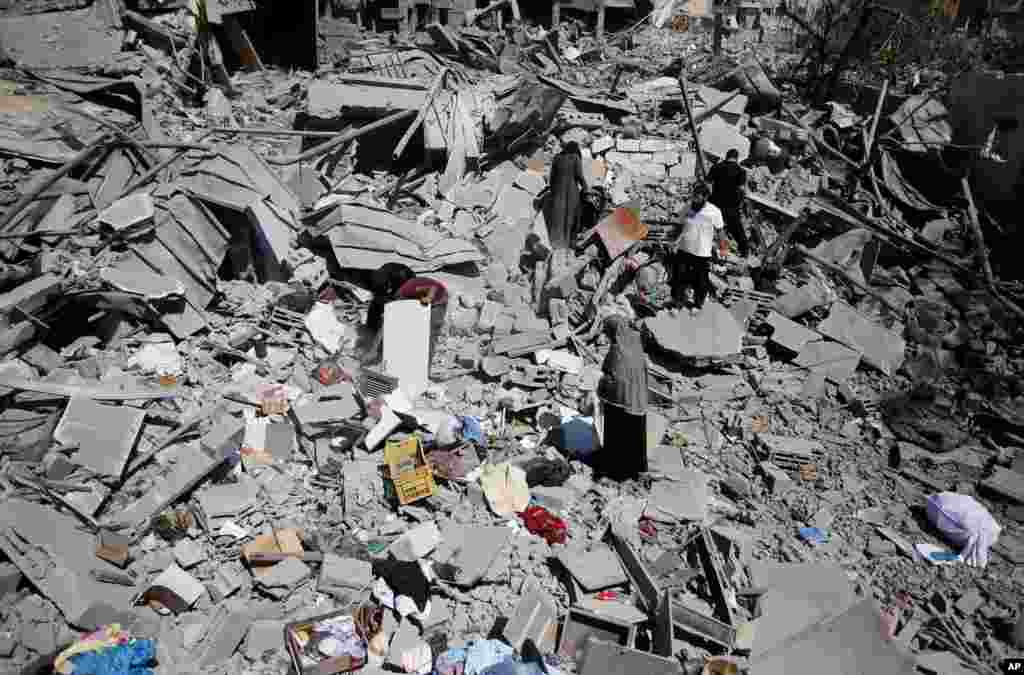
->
xmin=677 ymin=202 xmax=724 ymax=258
xmin=926 ymin=492 xmax=1002 ymax=569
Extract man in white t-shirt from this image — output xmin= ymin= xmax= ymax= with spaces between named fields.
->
xmin=671 ymin=182 xmax=724 ymax=309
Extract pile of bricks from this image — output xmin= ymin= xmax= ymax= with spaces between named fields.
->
xmin=591 ymin=136 xmax=698 ymax=179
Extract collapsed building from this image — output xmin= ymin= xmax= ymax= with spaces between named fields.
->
xmin=0 ymin=0 xmax=1022 ymax=674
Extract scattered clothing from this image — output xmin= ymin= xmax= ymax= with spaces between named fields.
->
xmin=67 ymin=641 xmax=155 ymax=675
xmin=465 ymin=639 xmax=516 ymax=675
xmin=371 ymin=559 xmax=430 ymax=611
xmin=520 ymin=505 xmax=568 ymax=545
xmin=522 ymin=457 xmax=571 ymax=487
xmin=55 ymin=625 xmax=134 ymax=675
xmin=926 ymin=492 xmax=1002 ymax=569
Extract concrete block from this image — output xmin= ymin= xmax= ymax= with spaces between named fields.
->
xmin=616 ymin=138 xmax=641 ymax=152
xmin=760 ymin=461 xmax=794 ymax=494
xmin=578 ymin=637 xmax=682 ymax=675
xmin=503 ymin=578 xmax=558 ymax=652
xmin=653 ymin=151 xmax=680 ymax=166
xmin=98 ymin=193 xmax=155 ymax=232
xmin=766 ymin=311 xmax=821 ymax=353
xmin=320 ymin=554 xmax=372 ymax=591
xmin=390 ymin=521 xmax=442 ymax=561
xmin=515 ymin=171 xmax=546 ymax=196
xmin=492 ymin=313 xmax=515 ymax=336
xmin=605 ymin=151 xmax=631 ymax=165
xmin=0 ymin=562 xmax=22 ymax=598
xmin=476 ymin=300 xmax=502 ymax=334
xmin=591 ymin=136 xmax=615 ymax=154
xmin=817 ymin=301 xmax=905 ymax=375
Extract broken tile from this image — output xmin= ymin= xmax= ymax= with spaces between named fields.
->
xmin=557 ymin=545 xmax=628 ymax=591
xmin=817 ymin=301 xmax=905 ymax=375
xmin=645 ymin=303 xmax=743 ymax=359
xmin=173 ymin=539 xmax=205 ymax=569
xmin=504 ymin=579 xmax=558 ymax=652
xmin=256 ymin=557 xmax=311 ymax=600
xmin=645 ymin=471 xmax=709 ymax=522
xmin=432 ymin=524 xmax=512 ymax=587
xmin=98 ymin=192 xmax=155 ymax=232
xmin=766 ymin=311 xmax=821 ymax=353
xmin=577 ymin=636 xmax=681 ymax=675
xmin=143 ymin=563 xmax=206 ymax=615
xmin=53 ymin=397 xmax=145 ymax=478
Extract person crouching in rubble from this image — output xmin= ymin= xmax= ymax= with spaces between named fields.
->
xmin=364 ymin=263 xmax=449 ymax=372
xmin=596 ymin=315 xmax=648 ymax=481
xmin=671 ymin=182 xmax=724 ymax=311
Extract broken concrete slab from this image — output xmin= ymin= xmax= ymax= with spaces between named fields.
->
xmin=197 ymin=609 xmax=252 ymax=668
xmin=199 ymin=475 xmax=262 ymax=518
xmin=98 ymin=193 xmax=155 ymax=232
xmin=981 ymin=466 xmax=1024 ymax=504
xmin=749 ymin=598 xmax=917 ymax=675
xmin=747 ymin=561 xmax=858 ymax=657
xmin=319 ymin=554 xmax=372 ymax=592
xmin=0 ymin=499 xmax=137 ymax=625
xmin=766 ymin=311 xmax=821 ymax=354
xmin=244 ymin=619 xmax=285 ymax=660
xmin=577 ymin=636 xmax=683 ymax=675
xmin=503 ymin=578 xmax=559 ymax=652
xmin=557 ymin=545 xmax=628 ymax=591
xmin=645 ymin=471 xmax=709 ymax=522
xmin=143 ymin=563 xmax=206 ymax=614
xmin=699 ymin=115 xmax=750 ymax=162
xmin=255 ymin=556 xmax=311 ymax=600
xmin=773 ymin=280 xmax=833 ymax=318
xmin=817 ymin=301 xmax=905 ymax=375
xmin=646 ymin=445 xmax=685 ymax=481
xmin=432 ymin=523 xmax=513 ymax=587
xmin=644 ymin=303 xmax=743 ymax=359
xmin=99 ymin=266 xmax=186 ymax=299
xmin=793 ymin=339 xmax=862 ymax=384
xmin=53 ymin=397 xmax=146 ymax=478
xmin=383 ymin=299 xmax=431 ymax=400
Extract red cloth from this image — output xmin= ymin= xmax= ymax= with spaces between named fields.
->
xmin=397 ymin=277 xmax=448 ymax=305
xmin=520 ymin=506 xmax=567 ymax=545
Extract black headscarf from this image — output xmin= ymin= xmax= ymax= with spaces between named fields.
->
xmin=561 ymin=141 xmax=581 ymax=157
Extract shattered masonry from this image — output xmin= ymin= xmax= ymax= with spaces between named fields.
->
xmin=0 ymin=1 xmax=1023 ymax=674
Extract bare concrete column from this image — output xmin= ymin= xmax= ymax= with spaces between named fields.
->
xmin=551 ymin=0 xmax=560 ymax=28
xmin=596 ymin=0 xmax=606 ymax=42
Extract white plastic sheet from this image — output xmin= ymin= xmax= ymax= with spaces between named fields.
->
xmin=926 ymin=492 xmax=1002 ymax=569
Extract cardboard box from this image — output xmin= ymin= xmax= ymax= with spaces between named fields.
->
xmin=284 ymin=609 xmax=369 ymax=675
xmin=383 ymin=436 xmax=435 ymax=505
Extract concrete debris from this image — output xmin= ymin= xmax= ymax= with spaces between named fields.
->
xmin=0 ymin=10 xmax=1019 ymax=675
xmin=645 ymin=302 xmax=743 ymax=359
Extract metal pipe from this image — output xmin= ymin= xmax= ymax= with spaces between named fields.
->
xmin=393 ymin=68 xmax=449 ymax=160
xmin=265 ymin=109 xmax=417 ymax=166
xmin=208 ymin=126 xmax=350 ymax=138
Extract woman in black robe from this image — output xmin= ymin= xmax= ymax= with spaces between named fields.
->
xmin=547 ymin=141 xmax=589 ymax=249
xmin=597 ymin=315 xmax=648 ymax=481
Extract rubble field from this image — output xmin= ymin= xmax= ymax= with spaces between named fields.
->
xmin=0 ymin=1 xmax=1023 ymax=674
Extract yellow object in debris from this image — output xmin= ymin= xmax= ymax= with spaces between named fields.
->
xmin=384 ymin=436 xmax=435 ymax=505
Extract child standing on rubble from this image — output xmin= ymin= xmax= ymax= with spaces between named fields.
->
xmin=596 ymin=315 xmax=648 ymax=481
xmin=364 ymin=263 xmax=449 ymax=372
xmin=671 ymin=182 xmax=724 ymax=310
